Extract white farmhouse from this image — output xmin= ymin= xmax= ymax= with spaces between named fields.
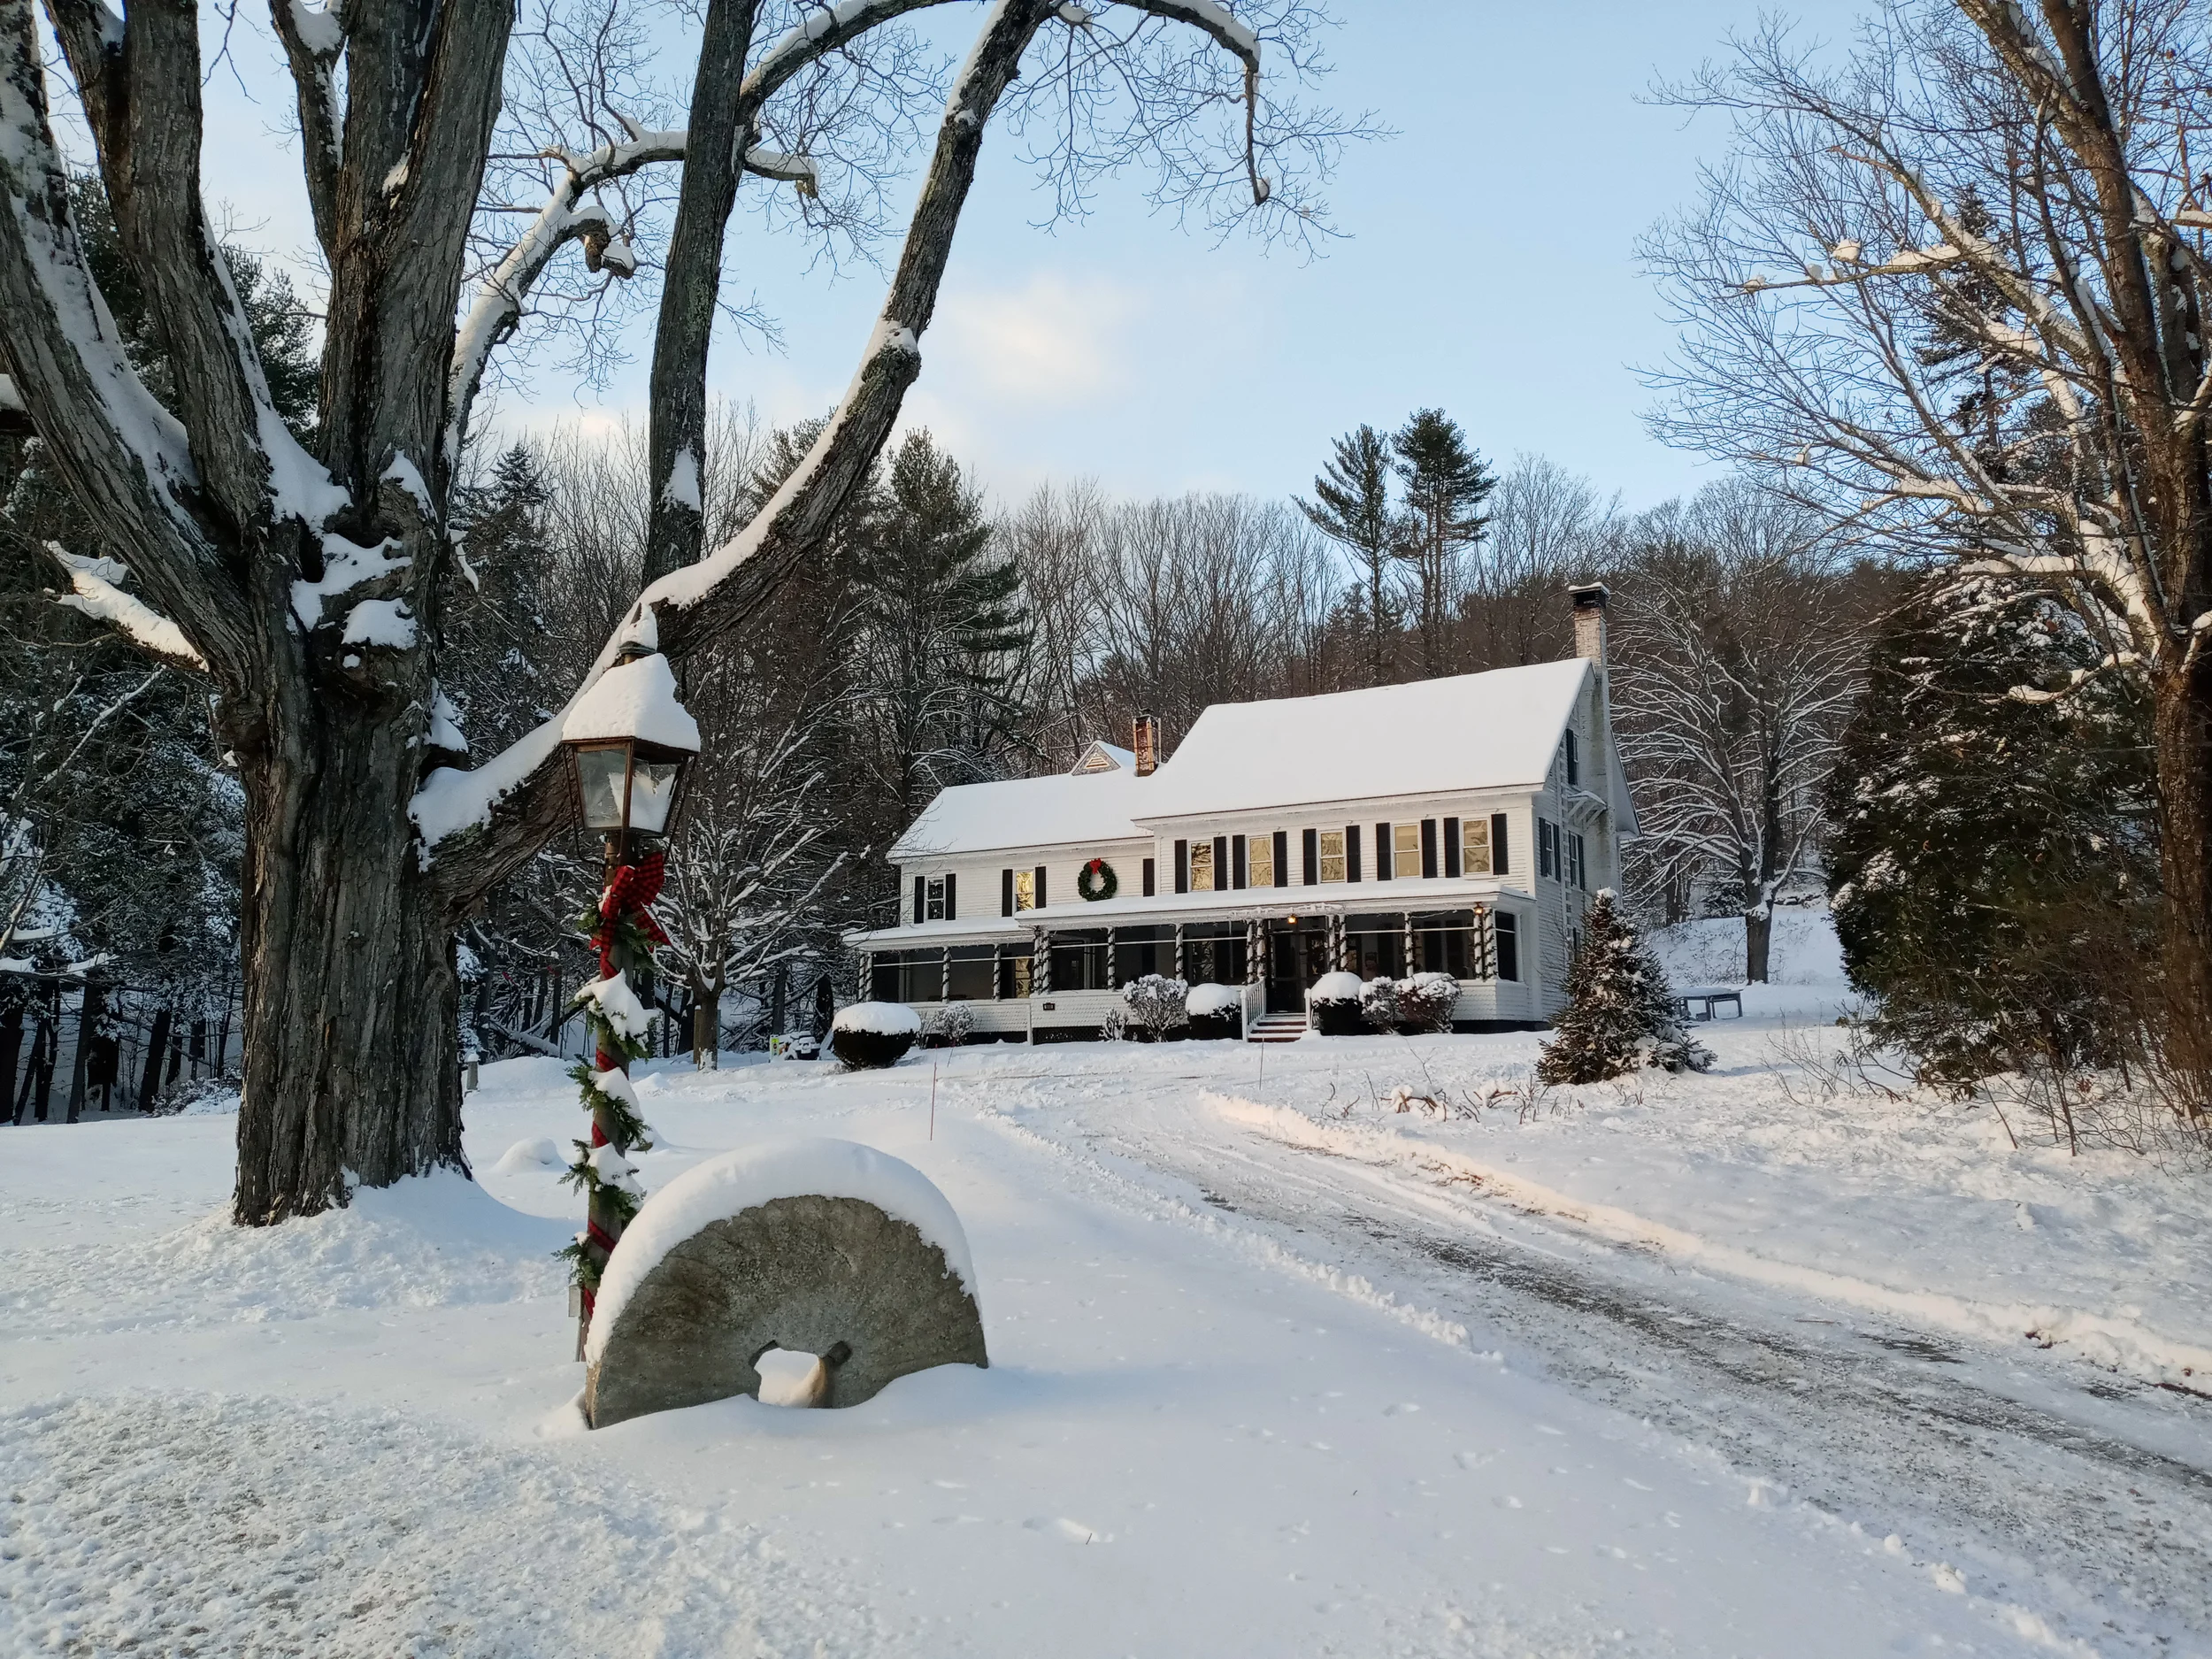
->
xmin=849 ymin=586 xmax=1634 ymax=1040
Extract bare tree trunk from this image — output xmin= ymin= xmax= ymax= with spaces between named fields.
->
xmin=138 ymin=1003 xmax=172 ymax=1111
xmin=1744 ymin=910 xmax=1771 ymax=985
xmin=642 ymin=0 xmax=762 ymax=586
xmin=0 ymin=997 xmax=19 ymax=1112
xmin=230 ymin=729 xmax=465 ymax=1224
xmin=65 ymin=978 xmax=101 ymax=1123
xmin=2154 ymin=664 xmax=2212 ymax=1089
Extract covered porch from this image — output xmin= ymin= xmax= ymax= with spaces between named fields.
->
xmin=848 ymin=886 xmax=1540 ymax=1040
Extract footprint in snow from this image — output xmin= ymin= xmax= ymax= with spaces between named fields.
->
xmin=1026 ymin=1517 xmax=1109 ymax=1544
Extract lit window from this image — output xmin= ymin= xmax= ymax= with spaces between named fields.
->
xmin=1393 ymin=823 xmax=1419 ymax=874
xmin=1248 ymin=835 xmax=1274 ymax=887
xmin=1463 ymin=818 xmax=1492 ymax=875
xmin=1189 ymin=841 xmax=1215 ymax=892
xmin=1318 ymin=829 xmax=1347 ymax=883
xmin=1013 ymin=869 xmax=1035 ymax=911
xmin=926 ymin=877 xmax=947 ymax=921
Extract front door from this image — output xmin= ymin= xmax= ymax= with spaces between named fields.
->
xmin=1265 ymin=921 xmax=1327 ymax=1013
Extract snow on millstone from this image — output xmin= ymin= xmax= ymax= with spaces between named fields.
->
xmin=584 ymin=1138 xmax=987 ymax=1427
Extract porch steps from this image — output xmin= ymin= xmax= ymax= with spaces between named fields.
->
xmin=1245 ymin=1012 xmax=1309 ymax=1044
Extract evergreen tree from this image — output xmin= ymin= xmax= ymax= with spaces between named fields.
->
xmin=1824 ymin=574 xmax=2158 ymax=1089
xmin=1391 ymin=408 xmax=1494 ymax=678
xmin=1296 ymin=424 xmax=1398 ymax=687
xmin=1536 ymin=891 xmax=1711 ymax=1084
xmin=853 ymin=429 xmax=1031 ymax=821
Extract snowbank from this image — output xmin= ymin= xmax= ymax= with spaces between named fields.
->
xmin=586 ymin=1138 xmax=976 ymax=1365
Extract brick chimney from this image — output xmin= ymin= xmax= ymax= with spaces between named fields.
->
xmin=1568 ymin=583 xmax=1609 ymax=667
xmin=1133 ymin=712 xmax=1159 ymax=777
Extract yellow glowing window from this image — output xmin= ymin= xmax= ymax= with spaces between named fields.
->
xmin=1189 ymin=841 xmax=1215 ymax=892
xmin=1248 ymin=835 xmax=1274 ymax=887
xmin=1318 ymin=830 xmax=1346 ymax=883
xmin=1013 ymin=870 xmax=1035 ymax=911
xmin=1462 ymin=818 xmax=1492 ymax=875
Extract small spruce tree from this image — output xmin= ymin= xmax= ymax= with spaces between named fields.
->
xmin=1537 ymin=892 xmax=1713 ymax=1084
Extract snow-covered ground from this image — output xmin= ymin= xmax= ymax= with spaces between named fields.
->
xmin=4 ymin=911 xmax=2209 ymax=1656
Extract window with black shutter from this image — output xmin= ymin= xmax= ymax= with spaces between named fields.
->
xmin=1174 ymin=839 xmax=1188 ymax=894
xmin=1002 ymin=868 xmax=1014 ymax=917
xmin=1565 ymin=728 xmax=1580 ymax=786
xmin=944 ymin=872 xmax=956 ymax=919
xmin=1142 ymin=857 xmax=1156 ymax=897
xmin=1490 ymin=812 xmax=1509 ymax=874
xmin=1421 ymin=818 xmax=1439 ymax=879
xmin=912 ymin=875 xmax=925 ymax=925
xmin=1374 ymin=823 xmax=1393 ymax=880
xmin=1035 ymin=864 xmax=1048 ymax=908
xmin=1302 ymin=826 xmax=1319 ymax=885
xmin=1443 ymin=817 xmax=1461 ymax=877
xmin=1272 ymin=829 xmax=1289 ymax=887
xmin=1231 ymin=834 xmax=1246 ymax=889
xmin=1345 ymin=826 xmax=1361 ymax=882
xmin=1212 ymin=835 xmax=1229 ymax=890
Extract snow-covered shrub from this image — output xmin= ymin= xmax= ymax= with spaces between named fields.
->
xmin=1187 ymin=981 xmax=1241 ymax=1041
xmin=928 ymin=1002 xmax=976 ymax=1047
xmin=1122 ymin=973 xmax=1190 ymax=1041
xmin=1359 ymin=977 xmax=1400 ymax=1031
xmin=1396 ymin=972 xmax=1462 ymax=1033
xmin=830 ymin=1002 xmax=921 ymax=1070
xmin=1099 ymin=1002 xmax=1129 ymax=1042
xmin=1537 ymin=893 xmax=1714 ymax=1084
xmin=1309 ymin=970 xmax=1366 ymax=1035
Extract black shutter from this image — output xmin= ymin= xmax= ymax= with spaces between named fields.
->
xmin=1491 ymin=813 xmax=1509 ymax=875
xmin=1212 ymin=836 xmax=1228 ymax=888
xmin=1421 ymin=818 xmax=1439 ymax=879
xmin=1231 ymin=834 xmax=1246 ymax=889
xmin=1174 ymin=839 xmax=1188 ymax=894
xmin=1345 ymin=826 xmax=1361 ymax=882
xmin=1272 ymin=830 xmax=1289 ymax=887
xmin=1142 ymin=857 xmax=1156 ymax=897
xmin=913 ymin=875 xmax=925 ymax=925
xmin=944 ymin=872 xmax=956 ymax=920
xmin=1302 ymin=827 xmax=1318 ymax=885
xmin=1374 ymin=822 xmax=1392 ymax=881
xmin=1443 ymin=818 xmax=1461 ymax=878
xmin=1035 ymin=864 xmax=1048 ymax=908
xmin=1002 ymin=868 xmax=1014 ymax=917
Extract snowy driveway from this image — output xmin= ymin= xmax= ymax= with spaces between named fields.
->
xmin=3 ymin=1020 xmax=2209 ymax=1656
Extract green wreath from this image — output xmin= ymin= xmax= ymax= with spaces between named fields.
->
xmin=1077 ymin=857 xmax=1118 ymax=902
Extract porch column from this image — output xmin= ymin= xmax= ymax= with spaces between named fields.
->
xmin=1328 ymin=913 xmax=1346 ymax=972
xmin=940 ymin=949 xmax=950 ymax=1002
xmin=1246 ymin=918 xmax=1264 ymax=984
xmin=1402 ymin=912 xmax=1415 ymax=977
xmin=1032 ymin=926 xmax=1052 ymax=995
xmin=1173 ymin=923 xmax=1185 ymax=980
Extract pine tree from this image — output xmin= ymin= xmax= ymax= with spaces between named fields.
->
xmin=1391 ymin=409 xmax=1494 ymax=678
xmin=1536 ymin=891 xmax=1712 ymax=1084
xmin=1823 ymin=573 xmax=2157 ymax=1089
xmin=1296 ymin=424 xmax=1398 ymax=687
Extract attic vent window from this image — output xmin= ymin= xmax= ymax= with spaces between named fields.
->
xmin=1565 ymin=729 xmax=1580 ymax=787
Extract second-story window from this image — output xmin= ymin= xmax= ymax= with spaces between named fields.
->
xmin=1189 ymin=840 xmax=1215 ymax=892
xmin=1463 ymin=818 xmax=1492 ymax=875
xmin=1013 ymin=869 xmax=1034 ymax=911
xmin=1393 ymin=822 xmax=1419 ymax=875
xmin=926 ymin=877 xmax=947 ymax=921
xmin=1318 ymin=829 xmax=1347 ymax=883
xmin=1247 ymin=833 xmax=1274 ymax=887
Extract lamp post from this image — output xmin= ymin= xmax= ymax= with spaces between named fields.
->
xmin=559 ymin=644 xmax=699 ymax=1357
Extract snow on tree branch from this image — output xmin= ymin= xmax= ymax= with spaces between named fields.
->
xmin=47 ymin=549 xmax=210 ymax=672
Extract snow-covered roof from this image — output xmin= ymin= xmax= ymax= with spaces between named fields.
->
xmin=1135 ymin=658 xmax=1592 ymax=820
xmin=890 ymin=768 xmax=1151 ymax=860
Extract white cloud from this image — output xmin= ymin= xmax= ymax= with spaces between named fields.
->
xmin=930 ymin=271 xmax=1139 ymax=407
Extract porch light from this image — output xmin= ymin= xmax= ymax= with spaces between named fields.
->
xmin=560 ymin=647 xmax=702 ymax=843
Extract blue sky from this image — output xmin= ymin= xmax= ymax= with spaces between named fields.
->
xmin=204 ymin=0 xmax=1870 ymax=511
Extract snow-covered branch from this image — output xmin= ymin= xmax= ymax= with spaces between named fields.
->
xmin=47 ymin=549 xmax=210 ymax=672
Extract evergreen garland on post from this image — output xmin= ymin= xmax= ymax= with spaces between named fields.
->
xmin=1537 ymin=891 xmax=1713 ymax=1085
xmin=558 ymin=849 xmax=667 ymax=1356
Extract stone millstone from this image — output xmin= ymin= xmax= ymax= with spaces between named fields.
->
xmin=585 ymin=1194 xmax=987 ymax=1428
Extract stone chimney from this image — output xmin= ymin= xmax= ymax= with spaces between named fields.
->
xmin=1569 ymin=583 xmax=1609 ymax=667
xmin=1133 ymin=712 xmax=1159 ymax=777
